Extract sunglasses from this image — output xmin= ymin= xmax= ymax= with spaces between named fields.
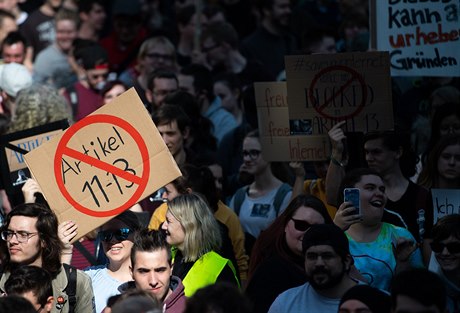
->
xmin=430 ymin=242 xmax=460 ymax=254
xmin=291 ymin=218 xmax=312 ymax=232
xmin=99 ymin=228 xmax=132 ymax=243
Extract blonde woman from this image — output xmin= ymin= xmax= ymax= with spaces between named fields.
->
xmin=161 ymin=193 xmax=240 ymax=296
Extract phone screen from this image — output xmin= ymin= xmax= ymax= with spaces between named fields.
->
xmin=344 ymin=188 xmax=361 ymax=215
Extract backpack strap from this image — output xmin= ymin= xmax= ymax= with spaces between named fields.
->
xmin=273 ymin=183 xmax=292 ymax=217
xmin=232 ymin=186 xmax=249 ymax=216
xmin=74 ymin=241 xmax=97 ymax=266
xmin=63 ymin=264 xmax=77 ymax=313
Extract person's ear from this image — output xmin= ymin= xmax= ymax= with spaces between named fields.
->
xmin=183 ymin=126 xmax=190 ymax=140
xmin=221 ymin=42 xmax=231 ymax=50
xmin=395 ymin=146 xmax=403 ymax=160
xmin=0 ymin=91 xmax=7 ymax=100
xmin=146 ymin=89 xmax=153 ymax=103
xmin=344 ymin=254 xmax=353 ymax=271
xmin=40 ymin=238 xmax=46 ymax=249
xmin=44 ymin=296 xmax=54 ymax=312
xmin=129 ymin=266 xmax=133 ymax=278
xmin=79 ymin=11 xmax=88 ymax=22
xmin=185 ymin=187 xmax=192 ymax=194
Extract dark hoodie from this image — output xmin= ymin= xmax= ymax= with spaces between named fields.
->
xmin=164 ymin=276 xmax=187 ymax=313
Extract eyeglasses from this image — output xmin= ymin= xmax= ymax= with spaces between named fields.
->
xmin=291 ymin=218 xmax=312 ymax=232
xmin=430 ymin=241 xmax=460 ymax=254
xmin=1 ymin=230 xmax=39 ymax=243
xmin=99 ymin=228 xmax=133 ymax=243
xmin=145 ymin=52 xmax=174 ymax=61
xmin=242 ymin=149 xmax=261 ymax=160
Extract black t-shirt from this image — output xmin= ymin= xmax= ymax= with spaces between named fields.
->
xmin=19 ymin=10 xmax=55 ymax=59
xmin=383 ymin=181 xmax=433 ymax=242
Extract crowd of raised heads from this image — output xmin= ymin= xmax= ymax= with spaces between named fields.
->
xmin=0 ymin=0 xmax=459 ymax=313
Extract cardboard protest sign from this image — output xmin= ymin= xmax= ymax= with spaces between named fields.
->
xmin=255 ymin=81 xmax=330 ymax=161
xmin=370 ymin=0 xmax=460 ymax=76
xmin=431 ymin=189 xmax=460 ymax=224
xmin=0 ymin=120 xmax=68 ymax=206
xmin=25 ymin=88 xmax=181 ymax=240
xmin=285 ymin=52 xmax=394 ymax=134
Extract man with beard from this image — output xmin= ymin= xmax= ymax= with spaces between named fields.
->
xmin=268 ymin=224 xmax=357 ymax=313
xmin=240 ymin=0 xmax=297 ymax=78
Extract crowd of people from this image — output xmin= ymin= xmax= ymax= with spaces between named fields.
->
xmin=0 ymin=0 xmax=459 ymax=312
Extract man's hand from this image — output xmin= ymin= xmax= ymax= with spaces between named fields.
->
xmin=328 ymin=121 xmax=347 ymax=160
xmin=333 ymin=201 xmax=362 ymax=231
xmin=22 ymin=179 xmax=43 ymax=203
xmin=393 ymin=236 xmax=418 ymax=262
xmin=290 ymin=161 xmax=305 ymax=178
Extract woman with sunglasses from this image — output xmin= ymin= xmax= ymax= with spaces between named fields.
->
xmin=334 ymin=168 xmax=424 ymax=291
xmin=229 ymin=130 xmax=292 ymax=255
xmin=83 ymin=210 xmax=141 ymax=313
xmin=161 ymin=193 xmax=240 ymax=297
xmin=245 ymin=195 xmax=332 ymax=313
xmin=429 ymin=214 xmax=460 ymax=312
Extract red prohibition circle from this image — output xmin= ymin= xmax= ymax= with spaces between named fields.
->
xmin=309 ymin=65 xmax=368 ymax=120
xmin=54 ymin=114 xmax=150 ymax=217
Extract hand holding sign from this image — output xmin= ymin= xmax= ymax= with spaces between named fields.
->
xmin=22 ymin=178 xmax=43 ymax=203
xmin=24 ymin=88 xmax=181 ymax=241
xmin=328 ymin=121 xmax=348 ymax=166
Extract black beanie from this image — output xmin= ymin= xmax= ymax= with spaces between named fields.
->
xmin=302 ymin=224 xmax=350 ymax=259
xmin=339 ymin=285 xmax=391 ymax=313
xmin=114 ymin=210 xmax=141 ymax=231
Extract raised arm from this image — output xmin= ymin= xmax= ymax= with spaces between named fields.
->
xmin=325 ymin=121 xmax=348 ymax=206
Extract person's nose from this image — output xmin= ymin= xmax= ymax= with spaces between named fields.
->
xmin=447 ymin=156 xmax=456 ymax=166
xmin=148 ymin=273 xmax=158 ymax=287
xmin=161 ymin=221 xmax=168 ymax=231
xmin=365 ymin=152 xmax=372 ymax=161
xmin=441 ymin=246 xmax=450 ymax=255
xmin=314 ymin=256 xmax=326 ymax=266
xmin=9 ymin=233 xmax=20 ymax=244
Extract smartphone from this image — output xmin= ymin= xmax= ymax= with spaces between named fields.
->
xmin=344 ymin=188 xmax=361 ymax=215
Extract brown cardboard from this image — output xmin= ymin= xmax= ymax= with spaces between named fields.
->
xmin=254 ymin=82 xmax=290 ymax=139
xmin=0 ymin=120 xmax=69 ymax=207
xmin=259 ymin=135 xmax=330 ymax=162
xmin=24 ymin=88 xmax=181 ymax=240
xmin=285 ymin=52 xmax=394 ymax=134
xmin=7 ymin=130 xmax=62 ymax=172
xmin=254 ymin=82 xmax=330 ymax=161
